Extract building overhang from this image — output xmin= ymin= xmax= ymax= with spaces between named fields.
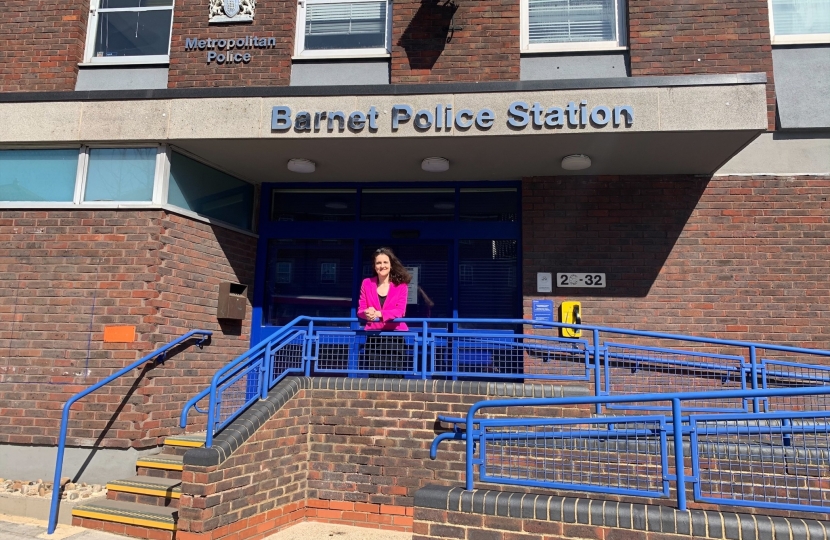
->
xmin=0 ymin=74 xmax=768 ymax=182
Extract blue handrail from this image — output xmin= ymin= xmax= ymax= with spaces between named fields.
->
xmin=181 ymin=316 xmax=830 ymax=451
xmin=437 ymin=384 xmax=830 ymax=504
xmin=47 ymin=330 xmax=211 ymax=535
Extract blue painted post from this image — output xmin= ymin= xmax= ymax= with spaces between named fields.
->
xmin=671 ymin=398 xmax=687 ymax=511
xmin=304 ymin=321 xmax=313 ymax=377
xmin=782 ymin=417 xmax=792 ymax=447
xmin=206 ymin=384 xmax=217 ymax=448
xmin=466 ymin=410 xmax=476 ymax=491
xmin=421 ymin=321 xmax=428 ymax=380
xmin=749 ymin=346 xmax=760 ymax=413
xmin=261 ymin=344 xmax=272 ymax=400
xmin=593 ymin=328 xmax=602 ymax=415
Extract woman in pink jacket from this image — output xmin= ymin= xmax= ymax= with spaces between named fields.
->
xmin=358 ymin=247 xmax=411 ymax=372
xmin=358 ymin=247 xmax=411 ymax=331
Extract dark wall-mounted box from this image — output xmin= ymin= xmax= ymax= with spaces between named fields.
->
xmin=217 ymin=282 xmax=248 ymax=320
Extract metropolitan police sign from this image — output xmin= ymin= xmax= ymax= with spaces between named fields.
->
xmin=209 ymin=0 xmax=254 ymax=23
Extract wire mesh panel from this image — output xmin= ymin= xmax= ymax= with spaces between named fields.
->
xmin=430 ymin=332 xmax=590 ymax=380
xmin=313 ymin=331 xmax=418 ymax=375
xmin=216 ymin=357 xmax=262 ymax=430
xmin=762 ymin=359 xmax=830 ymax=412
xmin=270 ymin=330 xmax=306 ymax=384
xmin=604 ymin=344 xmax=748 ymax=412
xmin=478 ymin=417 xmax=669 ymax=498
xmin=692 ymin=412 xmax=830 ymax=512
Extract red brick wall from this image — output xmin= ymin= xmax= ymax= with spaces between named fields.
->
xmin=522 ymin=175 xmax=830 ymax=350
xmin=628 ymin=0 xmax=776 ymax=127
xmin=391 ymin=0 xmax=520 ymax=83
xmin=168 ymin=1 xmax=294 ymax=88
xmin=0 ymin=0 xmax=86 ymax=92
xmin=0 ymin=210 xmax=256 ymax=448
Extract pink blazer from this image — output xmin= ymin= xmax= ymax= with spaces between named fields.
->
xmin=358 ymin=277 xmax=409 ymax=331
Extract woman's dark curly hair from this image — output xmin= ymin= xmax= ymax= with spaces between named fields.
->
xmin=373 ymin=247 xmax=411 ymax=285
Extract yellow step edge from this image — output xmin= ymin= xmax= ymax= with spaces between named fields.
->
xmin=163 ymin=438 xmax=204 ymax=448
xmin=105 ymin=484 xmax=181 ymax=499
xmin=135 ymin=459 xmax=183 ymax=471
xmin=72 ymin=509 xmax=176 ymax=531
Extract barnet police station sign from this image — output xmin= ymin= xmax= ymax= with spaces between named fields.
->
xmin=271 ymin=101 xmax=634 ymax=133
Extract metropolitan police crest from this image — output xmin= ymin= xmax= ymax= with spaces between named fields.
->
xmin=223 ymin=0 xmax=240 ymax=17
xmin=209 ymin=0 xmax=255 ymax=23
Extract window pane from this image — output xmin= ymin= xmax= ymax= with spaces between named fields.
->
xmin=528 ymin=0 xmax=616 ymax=44
xmin=457 ymin=240 xmax=519 ymax=319
xmin=0 ymin=149 xmax=78 ymax=202
xmin=84 ymin=148 xmax=156 ymax=202
xmin=361 ymin=189 xmax=455 ymax=221
xmin=272 ymin=189 xmax=357 ymax=222
xmin=264 ymin=239 xmax=354 ymax=326
xmin=459 ymin=188 xmax=518 ymax=222
xmin=772 ymin=0 xmax=830 ymax=35
xmin=100 ymin=0 xmax=173 ymax=8
xmin=93 ymin=8 xmax=172 ymax=57
xmin=305 ymin=1 xmax=387 ymax=50
xmin=168 ymin=152 xmax=254 ymax=230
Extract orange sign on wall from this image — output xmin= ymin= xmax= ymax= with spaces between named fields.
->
xmin=103 ymin=326 xmax=136 ymax=343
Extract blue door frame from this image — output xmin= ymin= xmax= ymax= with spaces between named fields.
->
xmin=251 ymin=181 xmax=522 ymax=344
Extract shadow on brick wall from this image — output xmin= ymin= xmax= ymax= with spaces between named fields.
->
xmin=398 ymin=0 xmax=459 ymax=70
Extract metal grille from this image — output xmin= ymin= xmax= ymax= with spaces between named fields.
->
xmin=479 ymin=417 xmax=668 ymax=497
xmin=271 ymin=330 xmax=305 ymax=384
xmin=313 ymin=331 xmax=417 ymax=375
xmin=693 ymin=413 xmax=830 ymax=511
xmin=605 ymin=344 xmax=747 ymax=412
xmin=431 ymin=333 xmax=590 ymax=380
xmin=762 ymin=359 xmax=830 ymax=412
xmin=216 ymin=360 xmax=261 ymax=428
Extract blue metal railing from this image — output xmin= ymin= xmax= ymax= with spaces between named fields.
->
xmin=430 ymin=385 xmax=830 ymax=514
xmin=48 ymin=330 xmax=211 ymax=534
xmin=180 ymin=316 xmax=830 ymax=449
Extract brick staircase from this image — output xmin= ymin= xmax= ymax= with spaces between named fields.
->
xmin=71 ymin=433 xmax=205 ymax=539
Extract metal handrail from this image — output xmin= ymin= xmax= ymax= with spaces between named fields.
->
xmin=437 ymin=384 xmax=830 ymax=510
xmin=181 ymin=316 xmax=830 ymax=451
xmin=47 ymin=330 xmax=211 ymax=535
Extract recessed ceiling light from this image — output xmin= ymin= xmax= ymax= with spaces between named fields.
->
xmin=421 ymin=157 xmax=450 ymax=173
xmin=287 ymin=158 xmax=316 ymax=173
xmin=325 ymin=202 xmax=347 ymax=209
xmin=433 ymin=202 xmax=455 ymax=210
xmin=561 ymin=154 xmax=591 ymax=171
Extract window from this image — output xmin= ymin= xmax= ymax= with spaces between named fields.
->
xmin=521 ymin=0 xmax=626 ymax=53
xmin=84 ymin=148 xmax=157 ymax=202
xmin=295 ymin=0 xmax=391 ymax=58
xmin=84 ymin=0 xmax=175 ymax=64
xmin=321 ymin=262 xmax=338 ymax=283
xmin=769 ymin=0 xmax=830 ymax=44
xmin=168 ymin=151 xmax=255 ymax=230
xmin=0 ymin=149 xmax=80 ymax=202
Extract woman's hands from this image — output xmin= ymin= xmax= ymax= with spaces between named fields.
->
xmin=364 ymin=308 xmax=382 ymax=321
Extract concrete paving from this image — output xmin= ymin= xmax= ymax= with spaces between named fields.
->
xmin=0 ymin=513 xmax=412 ymax=540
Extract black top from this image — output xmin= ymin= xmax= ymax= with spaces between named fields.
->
xmin=378 ymin=294 xmax=386 ymax=308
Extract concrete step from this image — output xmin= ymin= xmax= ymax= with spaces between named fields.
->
xmin=134 ymin=454 xmax=183 ymax=472
xmin=72 ymin=498 xmax=176 ymax=531
xmin=106 ymin=476 xmax=181 ymax=508
xmin=163 ymin=432 xmax=205 ymax=449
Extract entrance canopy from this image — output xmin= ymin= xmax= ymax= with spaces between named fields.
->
xmin=1 ymin=73 xmax=768 ymax=182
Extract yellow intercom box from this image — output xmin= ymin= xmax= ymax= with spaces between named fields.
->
xmin=559 ymin=301 xmax=582 ymax=338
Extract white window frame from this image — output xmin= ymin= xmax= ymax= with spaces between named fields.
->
xmin=520 ymin=0 xmax=628 ymax=54
xmin=78 ymin=145 xmax=165 ymax=206
xmin=81 ymin=0 xmax=175 ymax=65
xmin=294 ymin=0 xmax=392 ymax=59
xmin=768 ymin=0 xmax=830 ymax=45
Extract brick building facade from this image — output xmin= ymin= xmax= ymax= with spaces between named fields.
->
xmin=0 ymin=0 xmax=828 ymax=537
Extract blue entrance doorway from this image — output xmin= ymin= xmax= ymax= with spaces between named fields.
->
xmin=251 ymin=183 xmax=521 ymax=342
